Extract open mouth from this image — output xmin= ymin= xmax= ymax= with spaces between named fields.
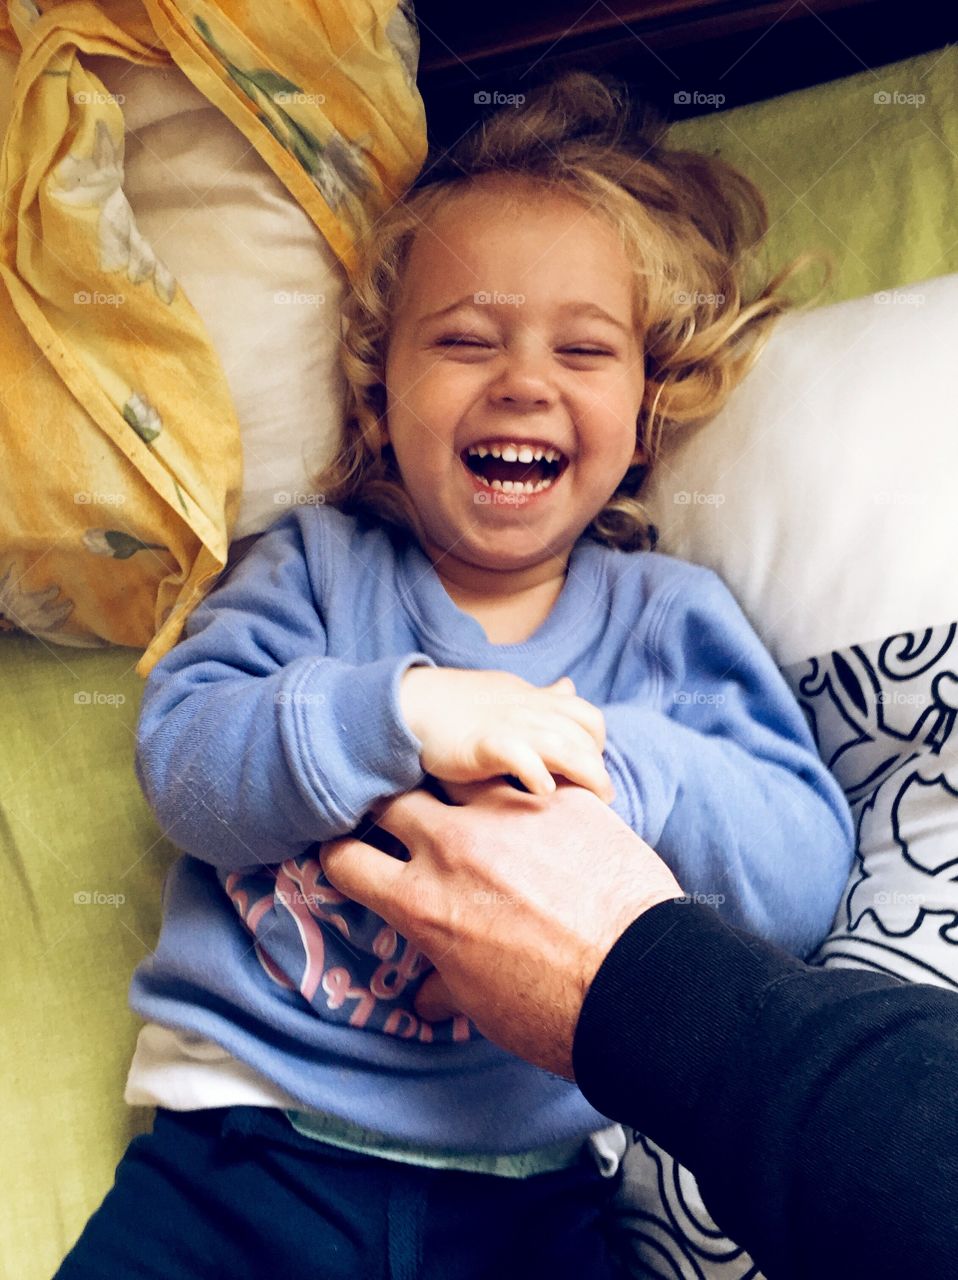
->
xmin=461 ymin=442 xmax=569 ymax=494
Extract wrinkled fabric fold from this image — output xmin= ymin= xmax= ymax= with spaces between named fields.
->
xmin=0 ymin=0 xmax=426 ymax=672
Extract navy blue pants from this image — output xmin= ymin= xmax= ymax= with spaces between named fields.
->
xmin=53 ymin=1106 xmax=627 ymax=1279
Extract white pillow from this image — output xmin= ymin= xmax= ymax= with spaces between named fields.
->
xmin=642 ymin=273 xmax=958 ymax=665
xmin=83 ymin=55 xmax=347 ymax=541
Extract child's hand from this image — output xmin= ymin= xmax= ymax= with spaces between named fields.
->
xmin=399 ymin=668 xmax=615 ymax=803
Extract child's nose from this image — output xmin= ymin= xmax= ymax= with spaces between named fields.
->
xmin=490 ymin=350 xmax=556 ymax=407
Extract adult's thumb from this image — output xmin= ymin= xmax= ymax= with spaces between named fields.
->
xmin=414 ymin=970 xmax=463 ymax=1022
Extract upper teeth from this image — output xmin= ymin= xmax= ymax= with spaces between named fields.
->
xmin=466 ymin=443 xmax=563 ymax=463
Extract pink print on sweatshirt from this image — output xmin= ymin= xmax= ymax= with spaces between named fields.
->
xmin=222 ymin=851 xmax=474 ymax=1044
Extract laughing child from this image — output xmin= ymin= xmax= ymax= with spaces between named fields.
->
xmin=56 ymin=72 xmax=853 ymax=1280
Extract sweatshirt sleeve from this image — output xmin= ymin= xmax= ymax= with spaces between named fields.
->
xmin=573 ymin=899 xmax=958 ymax=1280
xmin=134 ymin=513 xmax=435 ymax=872
xmin=602 ymin=565 xmax=854 ymax=957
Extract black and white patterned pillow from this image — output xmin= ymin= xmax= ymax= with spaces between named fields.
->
xmin=615 ymin=621 xmax=958 ymax=1279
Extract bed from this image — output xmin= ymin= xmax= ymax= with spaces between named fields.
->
xmin=2 ymin=2 xmax=957 ymax=1275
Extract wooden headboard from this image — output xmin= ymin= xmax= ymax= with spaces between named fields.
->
xmin=415 ymin=0 xmax=955 ymax=147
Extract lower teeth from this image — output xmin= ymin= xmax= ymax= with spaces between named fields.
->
xmin=474 ymin=475 xmax=556 ymax=494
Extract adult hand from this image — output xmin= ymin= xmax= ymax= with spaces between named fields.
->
xmin=320 ymin=779 xmax=682 ymax=1078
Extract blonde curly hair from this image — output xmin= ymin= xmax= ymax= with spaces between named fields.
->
xmin=313 ymin=71 xmax=832 ymax=553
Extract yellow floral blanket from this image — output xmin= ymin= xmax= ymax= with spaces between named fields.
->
xmin=0 ymin=0 xmax=425 ymax=675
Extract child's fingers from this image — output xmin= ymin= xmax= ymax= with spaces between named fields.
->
xmin=540 ymin=742 xmax=615 ymax=805
xmin=548 ymin=677 xmax=576 ymax=694
xmin=541 ymin=713 xmax=607 ymax=763
xmin=490 ymin=740 xmax=557 ymax=797
xmin=563 ymin=761 xmax=616 ymax=805
xmin=548 ymin=694 xmax=606 ymax=751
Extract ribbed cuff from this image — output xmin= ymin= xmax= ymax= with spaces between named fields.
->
xmin=288 ymin=651 xmax=436 ymax=827
xmin=572 ymin=898 xmax=805 ymax=1168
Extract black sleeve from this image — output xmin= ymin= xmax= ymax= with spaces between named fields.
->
xmin=572 ymin=898 xmax=958 ymax=1280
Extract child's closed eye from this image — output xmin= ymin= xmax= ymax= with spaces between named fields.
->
xmin=434 ymin=336 xmax=616 ymax=359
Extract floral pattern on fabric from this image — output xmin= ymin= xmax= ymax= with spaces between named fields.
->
xmin=0 ymin=0 xmax=426 ymax=668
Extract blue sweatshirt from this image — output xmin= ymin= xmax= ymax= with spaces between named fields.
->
xmin=131 ymin=504 xmax=854 ymax=1153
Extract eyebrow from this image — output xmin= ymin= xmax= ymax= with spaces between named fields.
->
xmin=416 ymin=297 xmax=632 ymax=335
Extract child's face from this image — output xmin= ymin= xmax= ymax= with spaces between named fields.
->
xmin=383 ymin=179 xmax=645 ymax=575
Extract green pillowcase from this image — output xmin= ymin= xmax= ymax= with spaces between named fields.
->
xmin=671 ymin=45 xmax=958 ymax=307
